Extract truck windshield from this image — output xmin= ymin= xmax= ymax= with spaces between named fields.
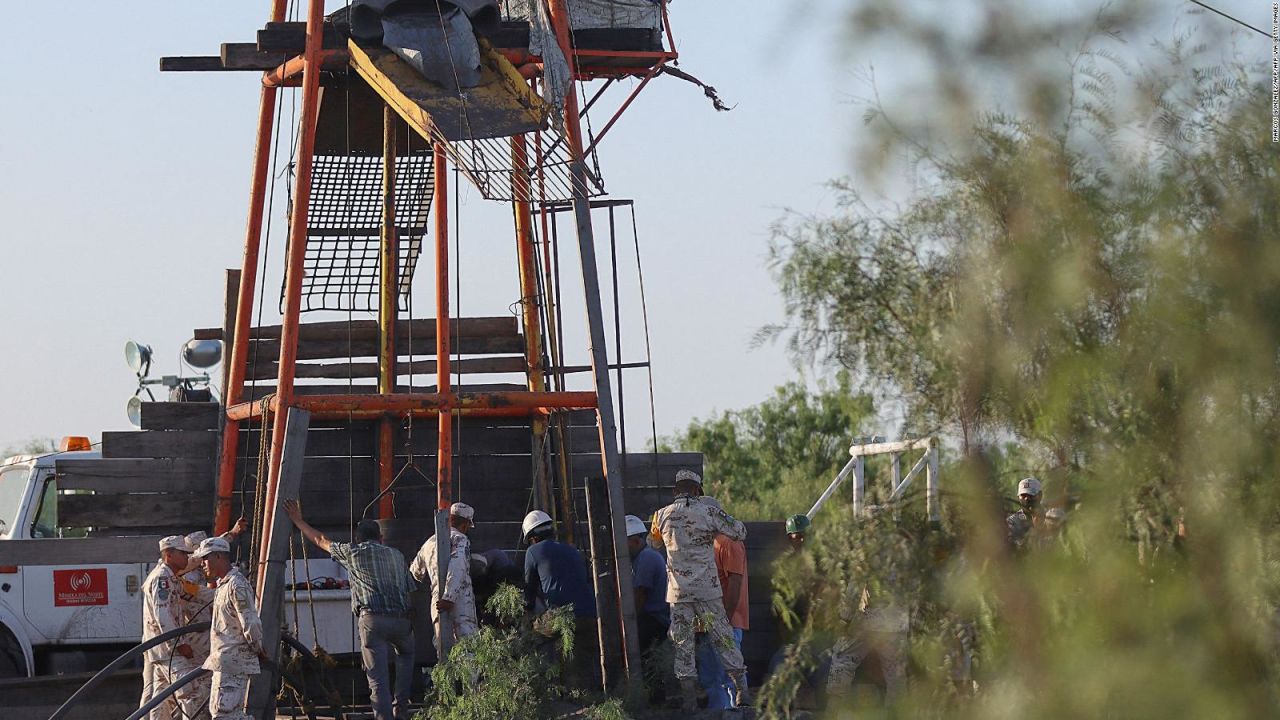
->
xmin=0 ymin=464 xmax=29 ymax=538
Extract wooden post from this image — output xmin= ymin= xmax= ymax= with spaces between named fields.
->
xmin=890 ymin=452 xmax=901 ymax=494
xmin=584 ymin=473 xmax=623 ymax=690
xmin=378 ymin=104 xmax=399 ymax=519
xmin=247 ymin=407 xmax=309 ymax=719
xmin=220 ymin=269 xmax=240 ymax=400
xmin=512 ymin=134 xmax=553 ymax=513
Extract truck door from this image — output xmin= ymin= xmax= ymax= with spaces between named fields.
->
xmin=20 ymin=473 xmax=146 ymax=642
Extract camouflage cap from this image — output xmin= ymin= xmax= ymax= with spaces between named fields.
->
xmin=674 ymin=469 xmax=702 ymax=486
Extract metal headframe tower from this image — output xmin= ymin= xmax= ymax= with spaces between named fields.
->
xmin=166 ymin=0 xmax=687 ymax=694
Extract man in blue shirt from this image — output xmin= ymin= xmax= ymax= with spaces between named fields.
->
xmin=625 ymin=514 xmax=669 ymax=703
xmin=521 ymin=510 xmax=598 ymax=691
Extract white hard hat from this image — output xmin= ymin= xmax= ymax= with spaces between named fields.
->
xmin=1017 ymin=477 xmax=1043 ymax=496
xmin=450 ymin=502 xmax=475 ymax=520
xmin=624 ymin=515 xmax=647 ymax=537
xmin=159 ymin=535 xmax=191 ymax=553
xmin=193 ymin=536 xmax=232 ymax=558
xmin=521 ymin=510 xmax=553 ymax=538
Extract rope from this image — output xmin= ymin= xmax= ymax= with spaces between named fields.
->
xmin=629 ymin=204 xmax=661 ymax=484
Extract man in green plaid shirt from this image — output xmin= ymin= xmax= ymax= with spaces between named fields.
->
xmin=285 ymin=500 xmax=417 ymax=720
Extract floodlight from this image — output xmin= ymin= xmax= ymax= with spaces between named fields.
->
xmin=126 ymin=395 xmax=143 ymax=427
xmin=125 ymin=340 xmax=153 ymax=376
xmin=182 ymin=339 xmax=222 ymax=369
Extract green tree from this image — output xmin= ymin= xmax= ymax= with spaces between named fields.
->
xmin=664 ymin=373 xmax=876 ymax=519
xmin=756 ymin=9 xmax=1280 ymax=718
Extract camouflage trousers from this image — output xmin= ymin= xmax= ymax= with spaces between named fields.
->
xmin=826 ymin=630 xmax=907 ymax=698
xmin=208 ymin=672 xmax=250 ymax=720
xmin=669 ymin=600 xmax=744 ymax=680
xmin=142 ymin=659 xmax=211 ymax=720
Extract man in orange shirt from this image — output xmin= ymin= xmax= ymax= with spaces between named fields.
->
xmin=697 ymin=499 xmax=750 ymax=709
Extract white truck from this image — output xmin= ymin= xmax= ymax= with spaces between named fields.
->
xmin=0 ymin=443 xmax=357 ymax=678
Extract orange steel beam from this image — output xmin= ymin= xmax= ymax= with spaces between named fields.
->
xmin=434 ymin=144 xmax=452 ymax=516
xmin=257 ymin=0 xmax=326 ymax=584
xmin=214 ymin=0 xmax=290 ymax=536
xmin=582 ymin=64 xmax=663 ymax=158
xmin=378 ymin=104 xmax=398 ymax=519
xmin=262 ymin=49 xmax=343 ymax=87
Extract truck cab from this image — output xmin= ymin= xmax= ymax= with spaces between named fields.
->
xmin=0 ymin=444 xmax=151 ymax=677
xmin=0 ymin=441 xmax=358 ymax=679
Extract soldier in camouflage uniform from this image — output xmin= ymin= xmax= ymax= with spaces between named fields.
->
xmin=649 ymin=469 xmax=751 ymax=709
xmin=1006 ymin=477 xmax=1043 ymax=550
xmin=140 ymin=535 xmax=201 ymax=720
xmin=176 ymin=520 xmax=247 ymax=719
xmin=411 ymin=502 xmax=479 ymax=659
xmin=194 ymin=537 xmax=264 ymax=720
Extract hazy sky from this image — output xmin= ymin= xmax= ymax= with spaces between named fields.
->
xmin=0 ymin=1 xmax=1269 ymax=452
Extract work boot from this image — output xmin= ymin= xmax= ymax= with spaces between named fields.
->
xmin=729 ymin=671 xmax=752 ymax=707
xmin=679 ymin=677 xmax=699 ymax=711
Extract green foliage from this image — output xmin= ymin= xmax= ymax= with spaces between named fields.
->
xmin=752 ymin=7 xmax=1280 ymax=718
xmin=423 ymin=584 xmax=577 ymax=720
xmin=584 ymin=698 xmax=632 ymax=720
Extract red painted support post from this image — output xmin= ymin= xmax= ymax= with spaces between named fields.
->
xmin=257 ymin=0 xmax=327 ymax=584
xmin=214 ymin=0 xmax=290 ymax=536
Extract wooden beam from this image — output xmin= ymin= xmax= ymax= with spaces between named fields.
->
xmin=239 ymin=335 xmax=527 ymax=362
xmin=0 ymin=536 xmax=165 ymax=566
xmin=221 ymin=42 xmax=289 ymax=70
xmin=193 ymin=316 xmax=517 ymax=342
xmin=60 ymin=494 xmax=212 ymax=529
xmin=244 ymin=355 xmax=527 ymax=381
xmin=159 ymin=56 xmax=225 ymax=72
xmin=257 ymin=23 xmax=345 ymax=52
xmin=101 ymin=431 xmax=219 ymax=460
xmin=346 ymin=38 xmax=546 ymax=143
xmin=55 ymin=458 xmax=216 ymax=493
xmin=139 ymin=402 xmax=221 ymax=431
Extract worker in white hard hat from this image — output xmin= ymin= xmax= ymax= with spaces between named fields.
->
xmin=139 ymin=535 xmax=200 ymax=720
xmin=648 ymin=469 xmax=751 ymax=709
xmin=410 ymin=502 xmax=479 ymax=663
xmin=1006 ymin=477 xmax=1044 ymax=549
xmin=194 ymin=536 xmax=264 ymax=720
xmin=520 ymin=509 xmax=599 ymax=691
xmin=625 ymin=514 xmax=670 ymax=703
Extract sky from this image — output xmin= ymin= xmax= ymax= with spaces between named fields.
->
xmin=0 ymin=0 xmax=1270 ymax=452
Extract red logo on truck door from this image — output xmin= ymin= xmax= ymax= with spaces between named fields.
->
xmin=54 ymin=569 xmax=109 ymax=606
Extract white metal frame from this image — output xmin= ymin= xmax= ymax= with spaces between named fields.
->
xmin=807 ymin=436 xmax=940 ymax=522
